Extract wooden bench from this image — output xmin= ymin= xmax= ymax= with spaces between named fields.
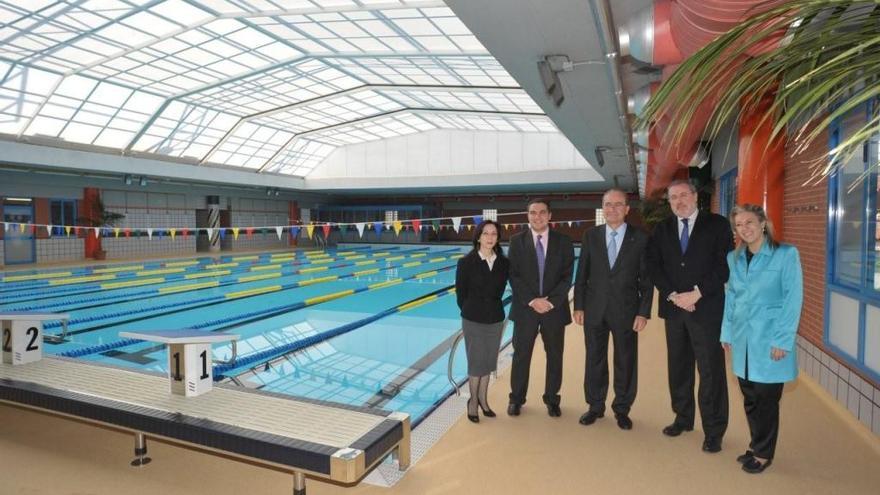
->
xmin=0 ymin=356 xmax=410 ymax=494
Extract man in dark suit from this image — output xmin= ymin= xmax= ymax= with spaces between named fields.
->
xmin=507 ymin=199 xmax=575 ymax=417
xmin=573 ymin=188 xmax=653 ymax=430
xmin=647 ymin=180 xmax=734 ymax=453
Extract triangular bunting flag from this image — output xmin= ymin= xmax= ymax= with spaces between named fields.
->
xmin=19 ymin=223 xmax=25 ymax=233
xmin=206 ymin=228 xmax=213 ymax=240
xmin=46 ymin=225 xmax=53 ymax=236
xmin=355 ymin=222 xmax=365 ymax=238
xmin=113 ymin=227 xmax=120 ymax=238
xmin=321 ymin=224 xmax=331 ymax=239
xmin=94 ymin=227 xmax=100 ymax=238
xmin=124 ymin=228 xmax=131 ymax=238
xmin=452 ymin=217 xmax=462 ymax=232
xmin=305 ymin=225 xmax=314 ymax=239
xmin=64 ymin=226 xmax=72 ymax=236
xmin=473 ymin=215 xmax=483 ymax=225
xmin=181 ymin=228 xmax=189 ymax=238
xmin=170 ymin=228 xmax=177 ymax=240
xmin=567 ymin=221 xmax=573 ymax=227
xmin=392 ymin=220 xmax=402 ymax=236
xmin=232 ymin=227 xmax=240 ymax=240
xmin=432 ymin=220 xmax=440 ymax=232
xmin=290 ymin=226 xmax=300 ymax=239
xmin=275 ymin=226 xmax=283 ymax=240
xmin=412 ymin=219 xmax=421 ymax=231
xmin=30 ymin=224 xmax=37 ymax=234
xmin=373 ymin=222 xmax=383 ymax=236
xmin=219 ymin=228 xmax=226 ymax=240
xmin=147 ymin=228 xmax=153 ymax=239
xmin=467 ymin=224 xmax=473 ymax=231
xmin=245 ymin=227 xmax=254 ymax=239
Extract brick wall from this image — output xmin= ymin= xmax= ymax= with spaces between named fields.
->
xmin=783 ymin=128 xmax=828 ymax=347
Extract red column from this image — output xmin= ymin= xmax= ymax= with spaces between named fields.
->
xmin=738 ymin=96 xmax=785 ymax=239
xmin=288 ymin=200 xmax=300 ymax=246
xmin=83 ymin=187 xmax=102 ymax=258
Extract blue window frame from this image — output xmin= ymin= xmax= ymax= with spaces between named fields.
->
xmin=825 ymin=99 xmax=880 ymax=382
xmin=718 ymin=167 xmax=738 ymax=218
xmin=50 ymin=199 xmax=76 ymax=227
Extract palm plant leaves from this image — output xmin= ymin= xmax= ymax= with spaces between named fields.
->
xmin=636 ymin=0 xmax=880 ymax=188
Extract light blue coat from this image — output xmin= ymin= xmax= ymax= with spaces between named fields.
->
xmin=720 ymin=242 xmax=803 ymax=383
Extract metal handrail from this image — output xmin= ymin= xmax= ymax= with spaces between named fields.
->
xmin=446 ymin=318 xmax=509 ymax=396
xmin=213 ymin=341 xmax=238 ymax=366
xmin=446 ymin=328 xmax=465 ymax=395
xmin=43 ymin=318 xmax=70 ymax=343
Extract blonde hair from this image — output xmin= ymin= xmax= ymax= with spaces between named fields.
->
xmin=730 ymin=204 xmax=779 ymax=251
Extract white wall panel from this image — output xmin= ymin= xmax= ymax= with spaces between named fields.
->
xmin=474 ymin=132 xmax=498 ymax=172
xmin=364 ymin=140 xmax=387 ymax=177
xmin=523 ymin=133 xmax=549 ymax=170
xmin=497 ymin=132 xmax=523 ymax=172
xmin=407 ymin=133 xmax=430 ymax=176
xmin=428 ymin=131 xmax=451 ymax=175
xmin=450 ymin=131 xmax=475 ymax=174
xmin=386 ymin=137 xmax=407 ymax=177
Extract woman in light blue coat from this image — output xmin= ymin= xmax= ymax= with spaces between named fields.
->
xmin=721 ymin=204 xmax=803 ymax=474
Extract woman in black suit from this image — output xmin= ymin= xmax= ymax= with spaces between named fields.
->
xmin=455 ymin=220 xmax=510 ymax=423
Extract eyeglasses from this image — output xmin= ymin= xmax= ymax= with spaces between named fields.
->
xmin=603 ymin=202 xmax=626 ymax=208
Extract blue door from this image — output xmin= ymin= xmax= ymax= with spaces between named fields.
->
xmin=3 ymin=204 xmax=36 ymax=264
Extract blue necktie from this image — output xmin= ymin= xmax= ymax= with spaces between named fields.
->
xmin=536 ymin=234 xmax=546 ymax=294
xmin=608 ymin=230 xmax=618 ymax=268
xmin=680 ymin=218 xmax=689 ymax=254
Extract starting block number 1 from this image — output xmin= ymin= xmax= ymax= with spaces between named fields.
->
xmin=2 ymin=320 xmax=42 ymax=365
xmin=167 ymin=342 xmax=212 ymax=396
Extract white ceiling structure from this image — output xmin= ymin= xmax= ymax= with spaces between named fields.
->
xmin=0 ymin=0 xmax=652 ymax=194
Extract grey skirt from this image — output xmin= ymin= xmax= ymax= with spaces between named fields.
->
xmin=462 ymin=318 xmax=505 ymax=376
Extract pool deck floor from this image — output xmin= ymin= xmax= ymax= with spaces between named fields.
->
xmin=2 ymin=302 xmax=879 ymax=495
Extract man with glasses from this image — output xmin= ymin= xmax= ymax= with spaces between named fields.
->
xmin=507 ymin=199 xmax=575 ymax=418
xmin=573 ymin=188 xmax=653 ymax=430
xmin=647 ymin=180 xmax=733 ymax=453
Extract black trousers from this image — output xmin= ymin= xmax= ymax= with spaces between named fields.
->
xmin=738 ymin=376 xmax=784 ymax=459
xmin=584 ymin=316 xmax=637 ymax=415
xmin=509 ymin=320 xmax=565 ymax=406
xmin=664 ymin=313 xmax=729 ymax=438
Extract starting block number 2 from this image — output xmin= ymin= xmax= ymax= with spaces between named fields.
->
xmin=2 ymin=320 xmax=43 ymax=365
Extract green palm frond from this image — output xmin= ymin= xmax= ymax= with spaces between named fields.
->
xmin=636 ymin=0 xmax=880 ymax=187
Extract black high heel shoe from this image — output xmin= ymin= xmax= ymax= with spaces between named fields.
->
xmin=479 ymin=403 xmax=496 ymax=418
xmin=467 ymin=398 xmax=479 ymax=423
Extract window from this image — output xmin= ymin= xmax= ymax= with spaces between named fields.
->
xmin=718 ymin=168 xmax=737 ymax=218
xmin=482 ymin=209 xmax=497 ymax=221
xmin=595 ymin=208 xmax=605 ymax=226
xmin=826 ymin=100 xmax=880 ymax=381
xmin=50 ymin=199 xmax=76 ymax=226
xmin=384 ymin=210 xmax=398 ymax=223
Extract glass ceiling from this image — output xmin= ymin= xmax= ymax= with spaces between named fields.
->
xmin=0 ymin=0 xmax=557 ymax=177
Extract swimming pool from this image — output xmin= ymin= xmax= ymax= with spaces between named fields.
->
xmin=0 ymin=245 xmax=512 ymax=424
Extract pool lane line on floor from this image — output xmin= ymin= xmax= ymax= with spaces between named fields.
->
xmin=0 ymin=246 xmax=406 ymax=296
xmin=1 ymin=247 xmax=441 ymax=305
xmin=217 ymin=285 xmax=459 ymax=381
xmin=56 ymin=263 xmax=459 ymax=360
xmin=49 ymin=257 xmax=462 ymax=343
xmin=0 ymin=246 xmax=374 ymax=282
xmin=11 ymin=248 xmax=452 ymax=312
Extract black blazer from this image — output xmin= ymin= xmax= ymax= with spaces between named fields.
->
xmin=646 ymin=210 xmax=734 ymax=327
xmin=455 ymin=251 xmax=510 ymax=324
xmin=573 ymin=224 xmax=653 ymax=330
xmin=507 ymin=229 xmax=574 ymax=328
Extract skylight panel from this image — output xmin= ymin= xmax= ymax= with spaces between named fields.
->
xmin=120 ymin=11 xmax=182 ymax=38
xmin=354 ymin=19 xmax=397 ymax=37
xmin=324 ymin=21 xmax=369 ymax=38
xmin=450 ymin=35 xmax=485 ymax=51
xmin=151 ymin=0 xmax=213 ymax=25
xmin=431 ymin=16 xmax=470 ymax=36
xmin=413 ymin=36 xmax=459 ymax=52
xmin=392 ymin=18 xmax=441 ymax=36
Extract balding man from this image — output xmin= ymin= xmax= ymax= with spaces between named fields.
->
xmin=573 ymin=188 xmax=652 ymax=430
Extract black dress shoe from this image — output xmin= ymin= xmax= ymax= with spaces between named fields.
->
xmin=736 ymin=450 xmax=754 ymax=464
xmin=662 ymin=423 xmax=694 ymax=437
xmin=578 ymin=410 xmax=604 ymax=425
xmin=507 ymin=403 xmax=521 ymax=416
xmin=479 ymin=404 xmax=496 ymax=418
xmin=742 ymin=457 xmax=772 ymax=474
xmin=546 ymin=404 xmax=562 ymax=417
xmin=702 ymin=437 xmax=722 ymax=453
xmin=614 ymin=413 xmax=633 ymax=430
xmin=467 ymin=412 xmax=479 ymax=423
